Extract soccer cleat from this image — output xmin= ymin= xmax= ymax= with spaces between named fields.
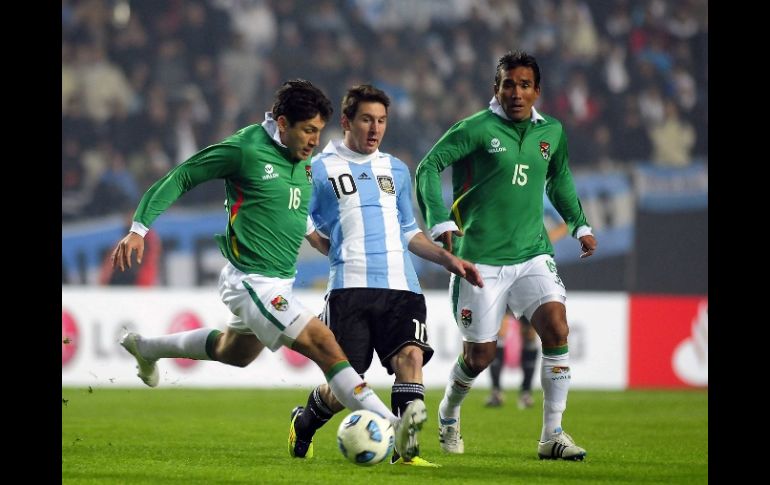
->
xmin=391 ymin=455 xmax=441 ymax=467
xmin=438 ymin=412 xmax=464 ymax=454
xmin=538 ymin=428 xmax=586 ymax=461
xmin=288 ymin=406 xmax=313 ymax=458
xmin=485 ymin=389 xmax=504 ymax=407
xmin=119 ymin=332 xmax=159 ymax=387
xmin=518 ymin=390 xmax=534 ymax=409
xmin=393 ymin=399 xmax=427 ymax=460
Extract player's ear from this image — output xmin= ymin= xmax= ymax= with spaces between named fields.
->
xmin=276 ymin=115 xmax=289 ymax=133
xmin=341 ymin=115 xmax=350 ymax=132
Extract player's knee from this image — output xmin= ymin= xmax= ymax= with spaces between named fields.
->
xmin=218 ymin=349 xmax=257 ymax=367
xmin=464 ymin=346 xmax=496 ymax=373
xmin=393 ymin=345 xmax=423 ymax=372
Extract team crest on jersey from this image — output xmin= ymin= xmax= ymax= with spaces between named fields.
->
xmin=305 ymin=165 xmax=312 ymax=183
xmin=377 ymin=175 xmax=395 ymax=195
xmin=539 ymin=141 xmax=551 ymax=160
xmin=271 ymin=295 xmax=288 ymax=311
xmin=460 ymin=308 xmax=473 ymax=327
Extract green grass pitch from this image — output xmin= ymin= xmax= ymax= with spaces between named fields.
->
xmin=62 ymin=387 xmax=707 ymax=484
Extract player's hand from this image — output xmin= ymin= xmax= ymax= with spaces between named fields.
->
xmin=578 ymin=235 xmax=597 ymax=259
xmin=111 ymin=232 xmax=145 ymax=271
xmin=443 ymin=255 xmax=484 ymax=288
xmin=437 ymin=229 xmax=463 ymax=253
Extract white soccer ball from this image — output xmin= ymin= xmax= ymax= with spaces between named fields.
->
xmin=336 ymin=409 xmax=395 ymax=466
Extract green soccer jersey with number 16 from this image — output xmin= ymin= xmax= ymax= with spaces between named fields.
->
xmin=133 ymin=124 xmax=312 ymax=278
xmin=416 ymin=108 xmax=589 ymax=266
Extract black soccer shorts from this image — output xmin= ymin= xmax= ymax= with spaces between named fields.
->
xmin=321 ymin=288 xmax=434 ymax=375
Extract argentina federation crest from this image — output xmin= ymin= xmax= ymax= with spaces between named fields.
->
xmin=377 ymin=175 xmax=395 ymax=195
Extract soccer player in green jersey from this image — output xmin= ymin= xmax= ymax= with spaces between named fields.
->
xmin=415 ymin=51 xmax=597 ymax=461
xmin=110 ymin=79 xmax=427 ymax=461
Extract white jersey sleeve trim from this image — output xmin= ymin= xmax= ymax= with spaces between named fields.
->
xmin=403 ymin=228 xmax=421 ymax=244
xmin=305 ymin=215 xmax=315 ymax=236
xmin=130 ymin=221 xmax=149 ymax=238
xmin=575 ymin=225 xmax=593 ymax=239
xmin=429 ymin=221 xmax=460 ymax=240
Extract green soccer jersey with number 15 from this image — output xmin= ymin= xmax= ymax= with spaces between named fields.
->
xmin=415 ymin=108 xmax=589 ymax=266
xmin=133 ymin=124 xmax=312 ymax=278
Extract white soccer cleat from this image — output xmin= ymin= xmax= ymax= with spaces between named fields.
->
xmin=438 ymin=412 xmax=464 ymax=454
xmin=394 ymin=399 xmax=427 ymax=460
xmin=119 ymin=332 xmax=159 ymax=388
xmin=537 ymin=428 xmax=586 ymax=461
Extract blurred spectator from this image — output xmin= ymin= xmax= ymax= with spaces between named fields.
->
xmin=62 ymin=0 xmax=706 ymax=221
xmin=649 ymin=100 xmax=696 ymax=167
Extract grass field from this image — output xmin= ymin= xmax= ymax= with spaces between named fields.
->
xmin=62 ymin=387 xmax=707 ymax=484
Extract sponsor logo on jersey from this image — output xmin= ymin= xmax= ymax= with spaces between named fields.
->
xmin=487 ymin=137 xmax=507 ymax=153
xmin=358 ymin=172 xmax=371 ymax=180
xmin=539 ymin=141 xmax=551 ymax=160
xmin=271 ymin=295 xmax=288 ymax=311
xmin=262 ymin=163 xmax=279 ymax=180
xmin=377 ymin=175 xmax=395 ymax=194
xmin=460 ymin=308 xmax=473 ymax=327
xmin=305 ymin=165 xmax=312 ymax=183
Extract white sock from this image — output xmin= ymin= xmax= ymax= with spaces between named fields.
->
xmin=540 ymin=348 xmax=570 ymax=441
xmin=439 ymin=355 xmax=477 ymax=420
xmin=138 ymin=328 xmax=219 ymax=361
xmin=326 ymin=362 xmax=397 ymax=422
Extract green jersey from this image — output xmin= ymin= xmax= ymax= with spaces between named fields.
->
xmin=134 ymin=123 xmax=313 ymax=278
xmin=415 ymin=107 xmax=589 ymax=265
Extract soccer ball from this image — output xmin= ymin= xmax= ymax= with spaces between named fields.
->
xmin=336 ymin=409 xmax=395 ymax=466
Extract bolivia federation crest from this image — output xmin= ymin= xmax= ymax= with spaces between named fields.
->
xmin=305 ymin=165 xmax=312 ymax=184
xmin=271 ymin=295 xmax=288 ymax=311
xmin=377 ymin=175 xmax=395 ymax=195
xmin=460 ymin=308 xmax=473 ymax=327
xmin=539 ymin=141 xmax=551 ymax=160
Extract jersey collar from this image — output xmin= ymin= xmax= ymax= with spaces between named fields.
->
xmin=488 ymin=96 xmax=546 ymax=124
xmin=322 ymin=139 xmax=380 ymax=164
xmin=261 ymin=112 xmax=287 ymax=148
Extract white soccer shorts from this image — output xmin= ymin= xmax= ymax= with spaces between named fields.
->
xmin=218 ymin=262 xmax=314 ymax=351
xmin=449 ymin=254 xmax=567 ymax=343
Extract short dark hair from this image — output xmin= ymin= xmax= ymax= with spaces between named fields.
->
xmin=495 ymin=50 xmax=541 ymax=89
xmin=341 ymin=84 xmax=390 ymax=120
xmin=271 ymin=79 xmax=333 ymax=125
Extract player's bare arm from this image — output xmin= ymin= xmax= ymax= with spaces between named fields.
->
xmin=305 ymin=230 xmax=330 ymax=256
xmin=408 ymin=232 xmax=483 ymax=287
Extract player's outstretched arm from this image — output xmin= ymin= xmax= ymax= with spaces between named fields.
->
xmin=305 ymin=230 xmax=330 ymax=256
xmin=408 ymin=232 xmax=483 ymax=287
xmin=111 ymin=232 xmax=145 ymax=271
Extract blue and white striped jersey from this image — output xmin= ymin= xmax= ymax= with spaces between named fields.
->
xmin=309 ymin=140 xmax=422 ymax=293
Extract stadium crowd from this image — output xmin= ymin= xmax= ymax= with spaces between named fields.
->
xmin=62 ymin=0 xmax=707 ymax=221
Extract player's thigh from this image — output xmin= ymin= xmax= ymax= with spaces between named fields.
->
xmin=450 ymin=264 xmax=509 ymax=343
xmin=323 ymin=288 xmax=375 ymax=375
xmin=507 ymin=255 xmax=566 ymax=321
xmin=372 ymin=289 xmax=433 ymax=374
xmin=218 ymin=263 xmax=314 ymax=352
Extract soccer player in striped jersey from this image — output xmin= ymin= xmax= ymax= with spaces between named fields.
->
xmin=289 ymin=85 xmax=483 ymax=467
xmin=415 ymin=51 xmax=597 ymax=461
xmin=110 ymin=80 xmax=427 ymax=461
